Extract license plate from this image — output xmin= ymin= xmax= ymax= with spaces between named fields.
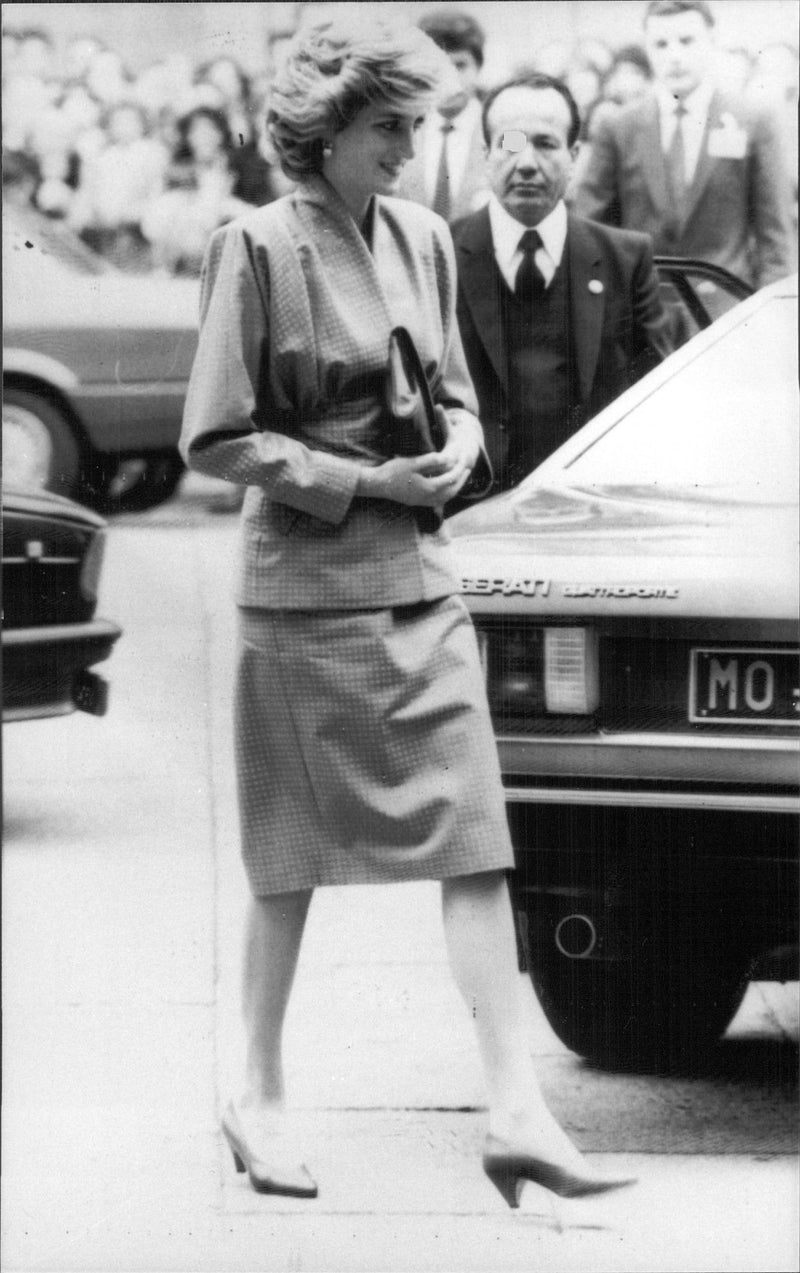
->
xmin=689 ymin=648 xmax=800 ymax=725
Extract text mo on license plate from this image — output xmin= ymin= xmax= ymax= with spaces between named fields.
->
xmin=689 ymin=647 xmax=800 ymax=725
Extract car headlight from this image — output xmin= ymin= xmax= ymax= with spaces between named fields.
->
xmin=79 ymin=528 xmax=107 ymax=603
xmin=477 ymin=624 xmax=599 ymax=720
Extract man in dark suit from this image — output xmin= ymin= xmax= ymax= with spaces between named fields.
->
xmin=573 ymin=0 xmax=794 ymax=289
xmin=398 ymin=9 xmax=491 ymax=223
xmin=452 ymin=73 xmax=671 ymax=497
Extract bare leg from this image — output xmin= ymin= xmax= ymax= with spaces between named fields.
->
xmin=440 ymin=870 xmax=589 ymax=1166
xmin=240 ymin=889 xmax=313 ymax=1118
xmin=221 ymin=889 xmax=317 ymax=1194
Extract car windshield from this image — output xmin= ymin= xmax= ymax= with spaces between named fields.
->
xmin=555 ymin=297 xmax=798 ymax=502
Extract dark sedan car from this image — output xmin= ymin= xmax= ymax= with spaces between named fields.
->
xmin=449 ymin=275 xmax=799 ymax=1072
xmin=2 ymin=487 xmax=121 ymax=721
xmin=3 ymin=205 xmax=198 ymax=513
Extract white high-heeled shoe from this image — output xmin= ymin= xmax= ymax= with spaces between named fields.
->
xmin=483 ymin=1133 xmax=636 ymax=1207
xmin=221 ymin=1102 xmax=318 ymax=1198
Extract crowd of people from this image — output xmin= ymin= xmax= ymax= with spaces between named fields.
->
xmin=2 ymin=25 xmax=292 ymax=273
xmin=3 ymin=8 xmax=796 ymax=276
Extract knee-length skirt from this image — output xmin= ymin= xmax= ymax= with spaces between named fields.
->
xmin=234 ymin=594 xmax=514 ymax=894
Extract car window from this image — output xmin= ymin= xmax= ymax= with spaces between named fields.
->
xmin=655 ymin=260 xmax=752 ymax=350
xmin=560 ymin=298 xmax=798 ymax=499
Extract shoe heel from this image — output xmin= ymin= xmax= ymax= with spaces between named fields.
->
xmin=484 ymin=1163 xmax=524 ymax=1209
xmin=221 ymin=1119 xmax=247 ymax=1173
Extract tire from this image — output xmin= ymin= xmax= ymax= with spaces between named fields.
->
xmin=92 ymin=455 xmax=185 ymax=514
xmin=2 ymin=388 xmax=80 ymax=498
xmin=520 ymin=890 xmax=750 ymax=1074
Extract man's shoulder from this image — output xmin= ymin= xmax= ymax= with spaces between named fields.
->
xmin=710 ymin=86 xmax=779 ymax=136
xmin=568 ymin=213 xmax=653 ymax=260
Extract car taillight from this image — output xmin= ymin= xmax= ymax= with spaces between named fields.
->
xmin=543 ymin=628 xmax=599 ymax=714
xmin=79 ymin=529 xmax=106 ymax=603
xmin=478 ymin=624 xmax=599 ymax=720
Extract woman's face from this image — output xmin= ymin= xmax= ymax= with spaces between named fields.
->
xmin=323 ymin=100 xmax=425 ymax=215
xmin=188 ymin=114 xmax=225 ymax=161
xmin=206 ymin=58 xmax=243 ymax=102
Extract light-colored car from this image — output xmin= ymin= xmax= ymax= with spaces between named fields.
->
xmin=449 ymin=274 xmax=799 ymax=1072
xmin=3 ymin=205 xmax=199 ymax=512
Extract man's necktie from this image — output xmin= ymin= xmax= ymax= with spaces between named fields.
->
xmin=666 ymin=102 xmax=689 ymax=219
xmin=431 ymin=121 xmax=455 ymax=221
xmin=514 ymin=228 xmax=545 ymax=299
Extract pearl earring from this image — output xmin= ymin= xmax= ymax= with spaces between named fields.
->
xmin=322 ymin=142 xmax=333 ymax=158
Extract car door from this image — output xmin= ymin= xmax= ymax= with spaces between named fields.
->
xmin=654 ymin=257 xmax=753 ymax=350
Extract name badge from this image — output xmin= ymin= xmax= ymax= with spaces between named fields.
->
xmin=707 ymin=112 xmax=747 ymax=159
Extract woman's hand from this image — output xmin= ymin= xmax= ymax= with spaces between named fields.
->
xmin=358 ymin=407 xmax=479 ymax=508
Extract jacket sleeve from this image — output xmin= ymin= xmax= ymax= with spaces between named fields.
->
xmin=179 ymin=221 xmax=359 ymax=525
xmin=572 ymin=114 xmax=622 ymax=226
xmin=748 ymin=105 xmax=796 ymax=287
xmin=431 ymin=221 xmax=493 ymax=496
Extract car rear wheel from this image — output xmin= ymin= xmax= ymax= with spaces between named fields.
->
xmin=2 ymin=389 xmax=80 ymax=497
xmin=520 ymin=891 xmax=750 ymax=1073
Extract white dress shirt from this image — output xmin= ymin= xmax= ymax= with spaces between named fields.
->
xmin=657 ymin=81 xmax=714 ymax=184
xmin=423 ymin=96 xmax=482 ymax=204
xmin=488 ymin=196 xmax=569 ymax=291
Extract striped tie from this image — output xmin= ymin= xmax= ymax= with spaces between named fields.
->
xmin=431 ymin=121 xmax=455 ymax=220
xmin=666 ymin=102 xmax=689 ymax=219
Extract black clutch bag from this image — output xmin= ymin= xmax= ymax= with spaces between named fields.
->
xmin=384 ymin=325 xmax=494 ymax=524
xmin=385 ymin=326 xmax=447 ymax=456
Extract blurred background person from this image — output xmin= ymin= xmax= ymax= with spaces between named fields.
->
xmin=600 ymin=44 xmax=653 ymax=110
xmin=194 ymin=54 xmax=285 ymax=206
xmin=570 ymin=44 xmax=653 ymax=197
xmin=398 ymin=7 xmax=491 ymax=222
xmin=749 ymin=41 xmax=799 ymax=232
xmin=85 ymin=46 xmax=132 ymax=106
xmin=26 ymin=105 xmax=82 ymax=220
xmin=59 ymin=81 xmax=106 ymax=164
xmin=62 ymin=32 xmax=105 ymax=84
xmin=141 ymin=105 xmax=252 ymax=275
xmin=715 ymin=44 xmax=754 ymax=96
xmin=574 ymin=0 xmax=795 ymax=290
xmin=2 ymin=26 xmax=59 ymax=153
xmin=71 ymin=101 xmax=168 ymax=270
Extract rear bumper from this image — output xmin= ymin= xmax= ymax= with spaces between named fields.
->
xmin=3 ymin=619 xmax=122 ymax=720
xmin=499 ymin=731 xmax=800 ymax=814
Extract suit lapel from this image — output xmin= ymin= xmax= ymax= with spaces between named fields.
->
xmin=456 ymin=207 xmax=508 ymax=390
xmin=637 ymin=96 xmax=671 ymax=215
xmin=567 ymin=217 xmax=605 ymax=403
xmin=680 ymin=90 xmax=721 ymax=230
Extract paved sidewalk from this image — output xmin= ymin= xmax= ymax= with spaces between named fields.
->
xmin=2 ymin=514 xmax=797 ymax=1272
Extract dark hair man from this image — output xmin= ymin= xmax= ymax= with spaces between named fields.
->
xmin=573 ymin=0 xmax=794 ymax=288
xmin=398 ymin=7 xmax=491 ymax=222
xmin=450 ymin=73 xmax=671 ymax=499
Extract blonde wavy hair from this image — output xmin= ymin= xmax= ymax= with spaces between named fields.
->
xmin=267 ymin=15 xmax=455 ymax=181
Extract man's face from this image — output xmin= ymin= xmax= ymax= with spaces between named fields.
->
xmin=645 ymin=10 xmax=715 ymax=99
xmin=438 ymin=49 xmax=480 ymax=118
xmin=485 ymin=86 xmax=577 ymax=227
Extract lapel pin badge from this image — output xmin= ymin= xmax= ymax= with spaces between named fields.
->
xmin=588 ymin=279 xmax=604 ymax=294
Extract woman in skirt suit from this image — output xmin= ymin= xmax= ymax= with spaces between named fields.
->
xmin=180 ymin=13 xmax=633 ymax=1209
